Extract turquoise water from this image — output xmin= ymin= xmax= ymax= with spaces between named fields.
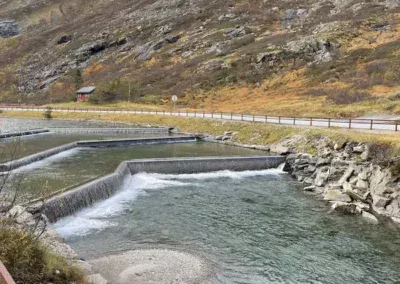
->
xmin=53 ymin=170 xmax=400 ymax=284
xmin=10 ymin=142 xmax=266 ymax=201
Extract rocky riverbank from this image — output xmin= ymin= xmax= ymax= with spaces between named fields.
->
xmin=209 ymin=132 xmax=400 ymax=225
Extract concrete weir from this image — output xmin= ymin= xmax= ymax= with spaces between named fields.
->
xmin=0 ymin=136 xmax=196 ymax=172
xmin=49 ymin=127 xmax=169 ymax=134
xmin=42 ymin=156 xmax=285 ymax=222
xmin=0 ymin=129 xmax=49 ymax=139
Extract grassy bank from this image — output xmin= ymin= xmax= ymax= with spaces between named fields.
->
xmin=2 ymin=110 xmax=400 ymax=151
xmin=43 ymin=99 xmax=400 ymax=119
xmin=0 ymin=222 xmax=87 ymax=284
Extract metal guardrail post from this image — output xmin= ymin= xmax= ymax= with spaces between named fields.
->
xmin=231 ymin=113 xmax=233 ymax=120
xmin=293 ymin=117 xmax=296 ymax=125
xmin=203 ymin=111 xmax=205 ymax=118
xmin=241 ymin=114 xmax=244 ymax=121
xmin=349 ymin=119 xmax=352 ymax=129
xmin=212 ymin=112 xmax=214 ymax=118
xmin=370 ymin=120 xmax=373 ymax=130
xmin=310 ymin=117 xmax=313 ymax=126
xmin=253 ymin=114 xmax=255 ymax=122
xmin=186 ymin=110 xmax=188 ymax=117
xmin=265 ymin=116 xmax=267 ymax=123
xmin=396 ymin=121 xmax=398 ymax=132
xmin=328 ymin=118 xmax=331 ymax=128
xmin=278 ymin=116 xmax=281 ymax=124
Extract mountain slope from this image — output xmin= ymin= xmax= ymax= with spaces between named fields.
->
xmin=1 ymin=0 xmax=400 ymax=116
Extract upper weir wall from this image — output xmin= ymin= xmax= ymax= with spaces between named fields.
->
xmin=0 ymin=136 xmax=196 ymax=172
xmin=49 ymin=127 xmax=169 ymax=134
xmin=42 ymin=155 xmax=285 ymax=222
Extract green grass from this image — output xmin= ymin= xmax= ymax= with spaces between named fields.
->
xmin=2 ymin=110 xmax=399 ymax=151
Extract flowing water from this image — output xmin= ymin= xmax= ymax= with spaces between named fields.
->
xmin=53 ymin=169 xmax=400 ymax=284
xmin=9 ymin=142 xmax=266 ymax=201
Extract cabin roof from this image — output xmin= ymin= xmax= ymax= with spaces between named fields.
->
xmin=76 ymin=86 xmax=96 ymax=94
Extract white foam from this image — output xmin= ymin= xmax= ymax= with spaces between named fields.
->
xmin=12 ymin=148 xmax=81 ymax=173
xmin=52 ymin=174 xmax=192 ymax=237
xmin=146 ymin=168 xmax=284 ymax=181
xmin=52 ymin=168 xmax=283 ymax=238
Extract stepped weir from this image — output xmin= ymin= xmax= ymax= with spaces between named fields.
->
xmin=41 ymin=156 xmax=286 ymax=222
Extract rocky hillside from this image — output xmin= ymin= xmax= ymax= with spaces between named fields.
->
xmin=1 ymin=0 xmax=400 ymax=116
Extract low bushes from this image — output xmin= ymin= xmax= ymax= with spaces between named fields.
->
xmin=304 ymin=87 xmax=371 ymax=104
xmin=0 ymin=224 xmax=87 ymax=284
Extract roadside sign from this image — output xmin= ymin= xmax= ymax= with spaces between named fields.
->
xmin=171 ymin=95 xmax=178 ymax=102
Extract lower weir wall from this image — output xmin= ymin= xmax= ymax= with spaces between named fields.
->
xmin=42 ymin=156 xmax=285 ymax=222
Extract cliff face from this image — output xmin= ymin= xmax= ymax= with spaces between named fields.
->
xmin=0 ymin=0 xmax=400 ymax=114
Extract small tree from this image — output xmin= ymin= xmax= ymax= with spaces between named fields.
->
xmin=43 ymin=107 xmax=52 ymax=119
xmin=73 ymin=69 xmax=84 ymax=91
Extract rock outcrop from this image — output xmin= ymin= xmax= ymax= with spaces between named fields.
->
xmin=0 ymin=20 xmax=19 ymax=38
xmin=280 ymin=138 xmax=400 ymax=224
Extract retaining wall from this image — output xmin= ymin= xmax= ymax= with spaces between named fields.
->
xmin=42 ymin=155 xmax=285 ymax=222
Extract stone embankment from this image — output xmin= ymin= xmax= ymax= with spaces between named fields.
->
xmin=281 ymin=138 xmax=400 ymax=225
xmin=208 ymin=131 xmax=400 ymax=225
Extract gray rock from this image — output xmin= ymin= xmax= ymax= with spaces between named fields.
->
xmin=369 ymin=166 xmax=392 ymax=196
xmin=7 ymin=206 xmax=35 ymax=225
xmin=355 ymin=179 xmax=368 ymax=190
xmin=221 ymin=135 xmax=231 ymax=141
xmin=88 ymin=274 xmax=108 ymax=284
xmin=329 ymin=202 xmax=357 ymax=214
xmin=0 ymin=200 xmax=12 ymax=213
xmin=338 ymin=165 xmax=355 ymax=185
xmin=214 ymin=135 xmax=223 ymax=141
xmin=0 ymin=20 xmax=20 ymax=38
xmin=342 ymin=181 xmax=353 ymax=192
xmin=352 ymin=145 xmax=365 ymax=153
xmin=303 ymin=177 xmax=314 ymax=184
xmin=315 ymin=167 xmax=330 ymax=186
xmin=270 ymin=144 xmax=293 ymax=155
xmin=324 ymin=189 xmax=352 ymax=203
xmin=303 ymin=185 xmax=316 ymax=192
xmin=316 ymin=157 xmax=331 ymax=166
xmin=361 ymin=211 xmax=379 ymax=225
xmin=372 ymin=195 xmax=391 ymax=209
xmin=285 ymin=37 xmax=336 ymax=64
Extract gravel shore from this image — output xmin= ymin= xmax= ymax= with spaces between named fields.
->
xmin=89 ymin=248 xmax=212 ymax=284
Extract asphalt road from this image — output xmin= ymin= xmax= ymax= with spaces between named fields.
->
xmin=1 ymin=107 xmax=399 ymax=132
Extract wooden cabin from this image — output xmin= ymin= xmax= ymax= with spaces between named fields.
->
xmin=76 ymin=86 xmax=96 ymax=102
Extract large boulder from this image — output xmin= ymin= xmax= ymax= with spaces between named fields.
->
xmin=270 ymin=144 xmax=293 ymax=155
xmin=0 ymin=20 xmax=20 ymax=38
xmin=324 ymin=189 xmax=352 ymax=202
xmin=285 ymin=37 xmax=337 ymax=63
xmin=361 ymin=211 xmax=379 ymax=225
xmin=6 ymin=206 xmax=35 ymax=225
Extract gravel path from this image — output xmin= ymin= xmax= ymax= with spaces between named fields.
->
xmin=89 ymin=249 xmax=212 ymax=284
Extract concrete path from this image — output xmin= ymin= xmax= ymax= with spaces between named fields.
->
xmin=1 ymin=107 xmax=399 ymax=132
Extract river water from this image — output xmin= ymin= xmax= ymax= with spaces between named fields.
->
xmin=54 ymin=170 xmax=400 ymax=284
xmin=4 ymin=118 xmax=400 ymax=283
